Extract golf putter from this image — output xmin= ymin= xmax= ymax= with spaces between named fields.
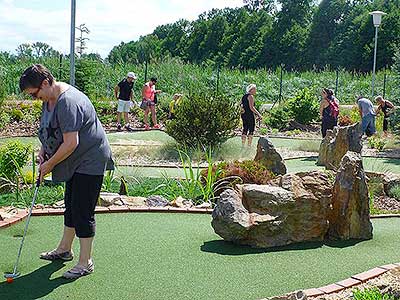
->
xmin=4 ymin=174 xmax=41 ymax=283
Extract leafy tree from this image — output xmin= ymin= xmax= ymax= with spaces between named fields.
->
xmin=243 ymin=0 xmax=276 ymax=13
xmin=16 ymin=43 xmax=33 ymax=58
xmin=31 ymin=42 xmax=60 ymax=58
xmin=306 ymin=0 xmax=350 ymax=68
xmin=261 ymin=0 xmax=314 ymax=69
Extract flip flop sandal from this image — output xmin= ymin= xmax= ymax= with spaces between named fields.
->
xmin=40 ymin=249 xmax=74 ymax=261
xmin=63 ymin=262 xmax=94 ymax=279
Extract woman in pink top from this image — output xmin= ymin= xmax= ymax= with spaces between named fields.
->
xmin=142 ymin=77 xmax=161 ymax=130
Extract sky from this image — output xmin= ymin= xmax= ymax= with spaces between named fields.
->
xmin=0 ymin=0 xmax=244 ymax=58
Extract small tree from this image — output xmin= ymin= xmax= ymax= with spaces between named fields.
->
xmin=166 ymin=94 xmax=240 ymax=148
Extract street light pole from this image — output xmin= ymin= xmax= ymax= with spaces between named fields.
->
xmin=371 ymin=25 xmax=379 ymax=97
xmin=70 ymin=0 xmax=76 ymax=86
xmin=369 ymin=10 xmax=386 ymax=98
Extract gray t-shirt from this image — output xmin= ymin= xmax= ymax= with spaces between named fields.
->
xmin=358 ymin=98 xmax=376 ymax=117
xmin=38 ymin=86 xmax=114 ymax=182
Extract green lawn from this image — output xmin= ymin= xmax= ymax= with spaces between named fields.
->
xmin=1 ymin=214 xmax=399 ymax=300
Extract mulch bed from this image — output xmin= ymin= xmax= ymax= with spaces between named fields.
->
xmin=374 ymin=196 xmax=400 ymax=212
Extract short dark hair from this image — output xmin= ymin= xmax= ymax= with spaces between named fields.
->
xmin=150 ymin=77 xmax=157 ymax=83
xmin=19 ymin=64 xmax=54 ymax=92
xmin=323 ymin=88 xmax=334 ymax=97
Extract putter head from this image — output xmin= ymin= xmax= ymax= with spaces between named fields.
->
xmin=4 ymin=272 xmax=20 ymax=279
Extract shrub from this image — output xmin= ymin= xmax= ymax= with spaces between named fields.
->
xmin=259 ymin=127 xmax=268 ymax=135
xmin=209 ymin=160 xmax=275 ymax=184
xmin=368 ymin=136 xmax=386 ymax=151
xmin=353 ymin=288 xmax=394 ymax=300
xmin=286 ymin=87 xmax=319 ymax=125
xmin=0 ymin=141 xmax=32 ymax=181
xmin=264 ymin=105 xmax=291 ymax=130
xmin=388 ymin=109 xmax=400 ymax=133
xmin=11 ymin=109 xmax=24 ymax=122
xmin=92 ymin=99 xmax=115 ymax=125
xmin=0 ymin=111 xmax=11 ymax=129
xmin=388 ymin=184 xmax=400 ymax=200
xmin=349 ymin=106 xmax=361 ymax=124
xmin=166 ymin=94 xmax=240 ymax=148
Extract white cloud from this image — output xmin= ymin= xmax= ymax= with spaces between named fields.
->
xmin=0 ymin=0 xmax=244 ymax=57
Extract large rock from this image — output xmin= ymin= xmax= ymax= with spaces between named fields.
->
xmin=121 ymin=196 xmax=147 ymax=207
xmin=99 ymin=192 xmax=121 ymax=207
xmin=145 ymin=195 xmax=169 ymax=207
xmin=212 ymin=170 xmax=333 ymax=248
xmin=254 ymin=137 xmax=287 ymax=175
xmin=317 ymin=123 xmax=362 ymax=170
xmin=211 ymin=189 xmax=251 ymax=242
xmin=328 ymin=151 xmax=373 ymax=240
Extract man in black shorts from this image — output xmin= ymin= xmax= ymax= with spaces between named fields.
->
xmin=114 ymin=72 xmax=136 ymax=131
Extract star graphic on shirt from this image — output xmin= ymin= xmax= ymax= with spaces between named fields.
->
xmin=46 ymin=127 xmax=59 ymax=140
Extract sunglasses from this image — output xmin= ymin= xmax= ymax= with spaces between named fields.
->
xmin=28 ymin=79 xmax=45 ymax=99
xmin=29 ymin=87 xmax=42 ymax=99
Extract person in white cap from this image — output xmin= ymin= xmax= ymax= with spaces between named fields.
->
xmin=114 ymin=72 xmax=137 ymax=131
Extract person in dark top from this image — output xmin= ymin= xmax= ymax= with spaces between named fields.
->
xmin=319 ymin=88 xmax=339 ymax=138
xmin=241 ymin=84 xmax=262 ymax=148
xmin=114 ymin=72 xmax=136 ymax=131
xmin=375 ymin=95 xmax=395 ymax=135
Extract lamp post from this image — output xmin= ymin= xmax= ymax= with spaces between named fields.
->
xmin=70 ymin=0 xmax=76 ymax=86
xmin=369 ymin=10 xmax=386 ymax=98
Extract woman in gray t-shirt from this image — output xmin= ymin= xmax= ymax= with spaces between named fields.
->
xmin=19 ymin=64 xmax=114 ymax=279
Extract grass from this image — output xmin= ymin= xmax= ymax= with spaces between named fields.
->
xmin=1 ymin=215 xmax=400 ymax=300
xmin=293 ymin=140 xmax=321 ymax=153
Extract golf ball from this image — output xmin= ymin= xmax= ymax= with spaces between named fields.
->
xmin=6 ymin=277 xmax=13 ymax=283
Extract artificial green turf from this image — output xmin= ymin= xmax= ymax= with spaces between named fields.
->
xmin=1 ymin=214 xmax=400 ymax=300
xmin=286 ymin=157 xmax=400 ymax=175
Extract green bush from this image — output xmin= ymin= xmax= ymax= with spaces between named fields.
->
xmin=286 ymin=87 xmax=319 ymax=125
xmin=165 ymin=94 xmax=240 ymax=148
xmin=0 ymin=111 xmax=11 ymax=129
xmin=388 ymin=184 xmax=400 ymax=200
xmin=92 ymin=99 xmax=115 ymax=125
xmin=11 ymin=109 xmax=24 ymax=122
xmin=0 ymin=141 xmax=32 ymax=181
xmin=264 ymin=105 xmax=291 ymax=130
xmin=368 ymin=136 xmax=386 ymax=151
xmin=389 ymin=109 xmax=400 ymax=133
xmin=353 ymin=288 xmax=394 ymax=300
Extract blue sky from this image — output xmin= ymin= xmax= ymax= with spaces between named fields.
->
xmin=0 ymin=0 xmax=244 ymax=58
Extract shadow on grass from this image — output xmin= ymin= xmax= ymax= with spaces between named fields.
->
xmin=0 ymin=261 xmax=76 ymax=299
xmin=201 ymin=239 xmax=364 ymax=255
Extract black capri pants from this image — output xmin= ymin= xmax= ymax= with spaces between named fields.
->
xmin=321 ymin=117 xmax=337 ymax=138
xmin=64 ymin=173 xmax=104 ymax=238
xmin=241 ymin=114 xmax=255 ymax=135
xmin=383 ymin=117 xmax=389 ymax=132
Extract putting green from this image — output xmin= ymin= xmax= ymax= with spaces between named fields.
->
xmin=0 ymin=214 xmax=399 ymax=300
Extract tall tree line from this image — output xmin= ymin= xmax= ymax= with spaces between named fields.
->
xmin=108 ymin=0 xmax=400 ymax=71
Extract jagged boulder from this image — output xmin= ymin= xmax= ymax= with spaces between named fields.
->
xmin=254 ymin=137 xmax=287 ymax=175
xmin=328 ymin=151 xmax=373 ymax=240
xmin=211 ymin=189 xmax=251 ymax=242
xmin=212 ymin=170 xmax=333 ymax=248
xmin=317 ymin=123 xmax=362 ymax=170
